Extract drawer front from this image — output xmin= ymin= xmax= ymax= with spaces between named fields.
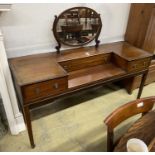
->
xmin=22 ymin=77 xmax=68 ymax=103
xmin=59 ymin=53 xmax=111 ymax=72
xmin=128 ymin=58 xmax=151 ymax=72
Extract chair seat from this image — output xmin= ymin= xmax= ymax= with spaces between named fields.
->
xmin=114 ymin=110 xmax=155 ymax=152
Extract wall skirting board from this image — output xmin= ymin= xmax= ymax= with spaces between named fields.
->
xmin=0 ymin=30 xmax=25 ymax=135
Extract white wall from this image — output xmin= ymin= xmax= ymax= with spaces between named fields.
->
xmin=0 ymin=3 xmax=131 ymax=58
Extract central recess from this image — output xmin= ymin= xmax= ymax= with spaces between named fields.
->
xmin=59 ymin=53 xmax=126 ymax=88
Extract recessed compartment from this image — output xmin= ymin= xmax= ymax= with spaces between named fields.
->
xmin=59 ymin=53 xmax=111 ymax=72
xmin=59 ymin=53 xmax=126 ymax=89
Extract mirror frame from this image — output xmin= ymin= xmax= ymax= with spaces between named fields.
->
xmin=52 ymin=6 xmax=102 ymax=54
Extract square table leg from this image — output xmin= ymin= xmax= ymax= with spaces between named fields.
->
xmin=23 ymin=105 xmax=35 ymax=148
xmin=137 ymin=70 xmax=148 ymax=99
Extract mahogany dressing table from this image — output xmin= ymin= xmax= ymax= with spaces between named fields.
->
xmin=8 ymin=7 xmax=153 ymax=148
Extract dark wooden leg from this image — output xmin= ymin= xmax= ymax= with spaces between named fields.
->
xmin=107 ymin=128 xmax=114 ymax=152
xmin=23 ymin=106 xmax=35 ymax=148
xmin=137 ymin=70 xmax=148 ymax=99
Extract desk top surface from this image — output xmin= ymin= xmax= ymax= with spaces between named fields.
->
xmin=9 ymin=41 xmax=152 ymax=86
xmin=56 ymin=41 xmax=152 ymax=61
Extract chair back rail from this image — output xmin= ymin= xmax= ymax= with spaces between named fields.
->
xmin=104 ymin=96 xmax=155 ymax=152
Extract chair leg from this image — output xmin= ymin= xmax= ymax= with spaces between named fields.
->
xmin=107 ymin=130 xmax=114 ymax=152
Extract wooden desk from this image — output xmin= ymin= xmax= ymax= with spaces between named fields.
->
xmin=114 ymin=110 xmax=155 ymax=152
xmin=9 ymin=41 xmax=153 ymax=148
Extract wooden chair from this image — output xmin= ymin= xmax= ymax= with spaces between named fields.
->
xmin=104 ymin=96 xmax=155 ymax=152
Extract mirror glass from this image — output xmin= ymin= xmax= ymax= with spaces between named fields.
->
xmin=54 ymin=7 xmax=102 ymax=47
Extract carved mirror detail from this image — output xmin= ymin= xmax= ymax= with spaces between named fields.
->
xmin=52 ymin=7 xmax=102 ymax=53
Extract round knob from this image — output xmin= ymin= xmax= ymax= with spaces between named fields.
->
xmin=35 ymin=88 xmax=40 ymax=95
xmin=63 ymin=65 xmax=68 ymax=70
xmin=133 ymin=64 xmax=137 ymax=69
xmin=53 ymin=83 xmax=59 ymax=89
xmin=143 ymin=62 xmax=147 ymax=67
xmin=104 ymin=57 xmax=108 ymax=63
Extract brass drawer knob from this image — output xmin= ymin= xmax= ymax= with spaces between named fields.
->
xmin=35 ymin=88 xmax=40 ymax=95
xmin=143 ymin=62 xmax=147 ymax=67
xmin=132 ymin=64 xmax=137 ymax=69
xmin=103 ymin=58 xmax=107 ymax=63
xmin=63 ymin=65 xmax=68 ymax=70
xmin=53 ymin=83 xmax=59 ymax=89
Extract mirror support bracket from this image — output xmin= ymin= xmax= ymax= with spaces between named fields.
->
xmin=95 ymin=14 xmax=102 ymax=49
xmin=53 ymin=15 xmax=61 ymax=54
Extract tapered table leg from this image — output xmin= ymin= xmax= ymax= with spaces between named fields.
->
xmin=23 ymin=106 xmax=35 ymax=148
xmin=137 ymin=70 xmax=148 ymax=99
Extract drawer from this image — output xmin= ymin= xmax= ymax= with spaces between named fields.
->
xmin=128 ymin=58 xmax=151 ymax=72
xmin=22 ymin=77 xmax=68 ymax=103
xmin=59 ymin=53 xmax=111 ymax=72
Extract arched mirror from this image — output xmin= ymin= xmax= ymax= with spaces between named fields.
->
xmin=52 ymin=7 xmax=102 ymax=53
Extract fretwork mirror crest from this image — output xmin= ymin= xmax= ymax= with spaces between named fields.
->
xmin=52 ymin=6 xmax=102 ymax=54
